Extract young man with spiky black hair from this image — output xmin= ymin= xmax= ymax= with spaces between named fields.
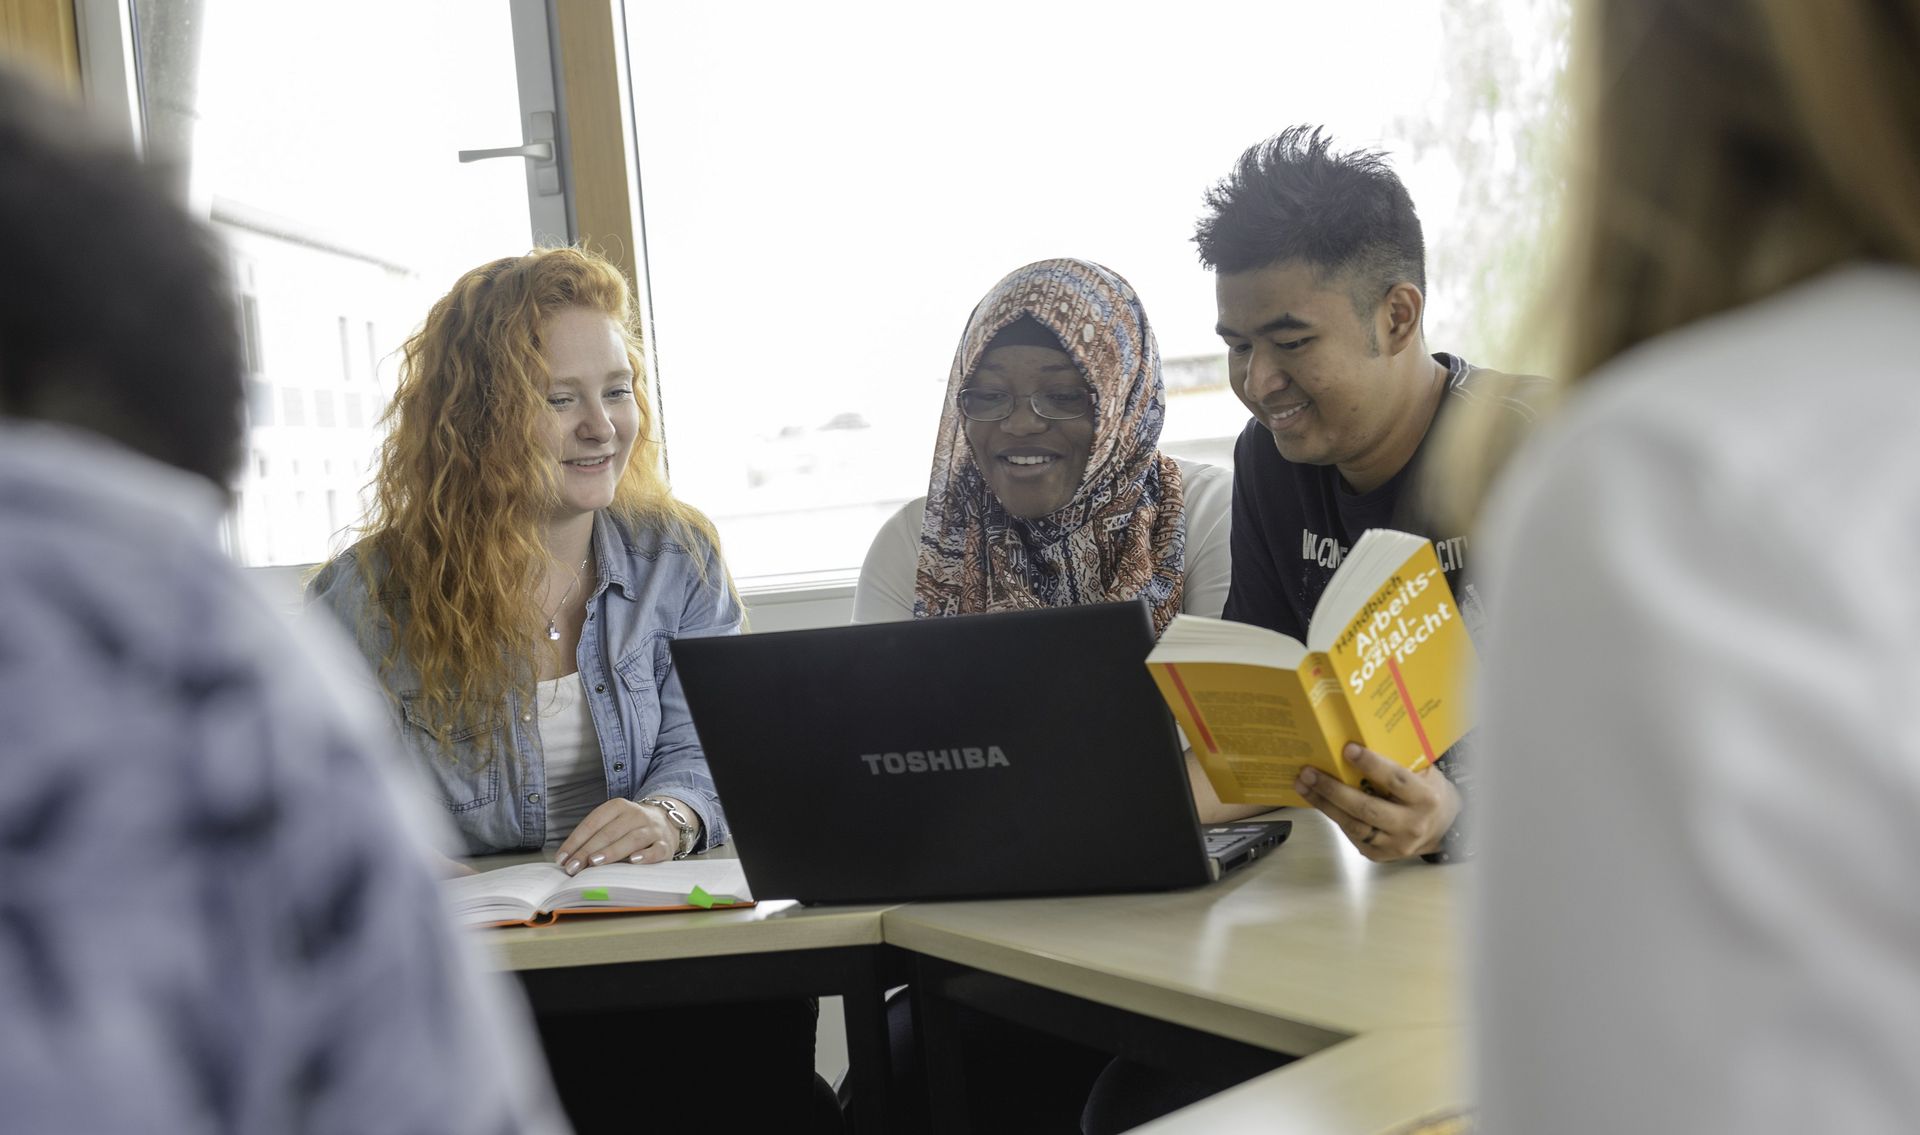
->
xmin=1196 ymin=126 xmax=1541 ymax=865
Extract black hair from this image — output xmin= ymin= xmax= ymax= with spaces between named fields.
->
xmin=0 ymin=63 xmax=243 ymax=485
xmin=1194 ymin=125 xmax=1427 ymax=316
xmin=983 ymin=315 xmax=1066 ymax=353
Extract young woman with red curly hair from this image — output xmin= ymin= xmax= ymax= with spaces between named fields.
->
xmin=310 ymin=248 xmax=827 ymax=1130
xmin=312 ymin=246 xmax=734 ymax=869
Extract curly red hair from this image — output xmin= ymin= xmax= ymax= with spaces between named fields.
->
xmin=359 ymin=246 xmax=724 ymax=757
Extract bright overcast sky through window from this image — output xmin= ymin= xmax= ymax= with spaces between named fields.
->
xmin=626 ymin=1 xmax=1560 ymax=580
xmin=159 ymin=0 xmax=1559 ymax=579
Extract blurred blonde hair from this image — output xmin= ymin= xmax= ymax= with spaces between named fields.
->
xmin=361 ymin=246 xmax=726 ymax=758
xmin=1433 ymin=0 xmax=1920 ymax=527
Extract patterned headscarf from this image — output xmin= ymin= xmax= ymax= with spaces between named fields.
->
xmin=913 ymin=258 xmax=1187 ymax=634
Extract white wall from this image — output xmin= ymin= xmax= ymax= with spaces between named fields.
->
xmin=739 ymin=582 xmax=854 ymax=632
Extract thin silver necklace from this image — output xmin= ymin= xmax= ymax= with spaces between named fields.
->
xmin=544 ymin=557 xmax=590 ymax=642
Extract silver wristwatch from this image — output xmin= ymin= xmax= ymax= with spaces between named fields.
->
xmin=637 ymin=796 xmax=699 ymax=859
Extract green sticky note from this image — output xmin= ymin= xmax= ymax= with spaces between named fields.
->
xmin=580 ymin=888 xmax=610 ymax=901
xmin=687 ymin=885 xmax=715 ymax=909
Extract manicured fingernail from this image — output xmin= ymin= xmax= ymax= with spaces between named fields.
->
xmin=1344 ymin=743 xmax=1363 ymax=758
xmin=628 ymin=852 xmax=644 ymax=863
xmin=564 ymin=859 xmax=581 ymax=875
xmin=1298 ymin=767 xmax=1319 ymax=787
xmin=589 ymin=853 xmax=606 ymax=865
xmin=554 ymin=853 xmax=568 ymax=866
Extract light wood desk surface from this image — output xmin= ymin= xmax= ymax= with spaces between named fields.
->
xmin=463 ymin=812 xmax=1467 ymax=1132
xmin=465 ymin=846 xmax=895 ymax=972
xmin=1136 ymin=1027 xmax=1468 ymax=1135
xmin=881 ymin=809 xmax=1461 ymax=1056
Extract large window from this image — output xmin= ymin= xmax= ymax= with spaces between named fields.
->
xmin=132 ymin=0 xmax=559 ymax=565
xmin=623 ymin=1 xmax=1566 ymax=584
xmin=113 ymin=1 xmax=1564 ymax=583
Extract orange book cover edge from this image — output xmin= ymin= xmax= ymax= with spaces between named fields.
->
xmin=485 ymin=898 xmax=758 ymax=929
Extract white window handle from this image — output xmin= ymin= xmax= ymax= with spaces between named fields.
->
xmin=458 ymin=141 xmax=552 ymax=162
xmin=457 ymin=111 xmax=561 ymax=197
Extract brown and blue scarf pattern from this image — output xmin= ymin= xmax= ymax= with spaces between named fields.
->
xmin=914 ymin=258 xmax=1187 ymax=634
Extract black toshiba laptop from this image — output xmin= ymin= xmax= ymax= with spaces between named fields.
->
xmin=670 ymin=600 xmax=1289 ymax=904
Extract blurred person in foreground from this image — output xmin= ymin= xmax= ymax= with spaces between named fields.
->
xmin=1472 ymin=0 xmax=1920 ymax=1130
xmin=0 ymin=61 xmax=567 ymax=1133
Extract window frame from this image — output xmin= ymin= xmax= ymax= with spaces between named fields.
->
xmin=72 ymin=0 xmax=859 ymax=618
xmin=74 ymin=0 xmax=143 ymax=148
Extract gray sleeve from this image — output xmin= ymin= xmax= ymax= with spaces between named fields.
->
xmin=633 ymin=535 xmax=742 ymax=850
xmin=851 ymin=499 xmax=923 ymax=624
xmin=0 ymin=514 xmax=570 ymax=1133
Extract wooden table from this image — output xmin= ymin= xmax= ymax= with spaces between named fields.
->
xmin=470 ymin=845 xmax=892 ymax=971
xmin=471 ymin=848 xmax=904 ymax=1134
xmin=881 ymin=810 xmax=1466 ymax=1131
xmin=471 ymin=811 xmax=1467 ymax=1133
xmin=1134 ymin=1027 xmax=1467 ymax=1135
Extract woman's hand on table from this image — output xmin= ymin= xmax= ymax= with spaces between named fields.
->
xmin=1294 ymin=744 xmax=1459 ymax=862
xmin=555 ymin=798 xmax=693 ymax=874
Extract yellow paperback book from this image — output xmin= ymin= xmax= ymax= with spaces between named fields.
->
xmin=1145 ymin=529 xmax=1476 ymax=807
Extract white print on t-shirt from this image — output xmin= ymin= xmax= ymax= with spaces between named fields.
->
xmin=1302 ymin=529 xmax=1350 ymax=569
xmin=1300 ymin=529 xmax=1470 ymax=574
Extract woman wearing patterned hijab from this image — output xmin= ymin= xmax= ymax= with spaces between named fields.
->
xmin=853 ymin=257 xmax=1233 ymax=632
xmin=853 ymin=258 xmax=1240 ymax=1133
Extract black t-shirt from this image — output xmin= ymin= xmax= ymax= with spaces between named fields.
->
xmin=1221 ymin=353 xmax=1542 ymax=862
xmin=1223 ymin=353 xmax=1497 ymax=638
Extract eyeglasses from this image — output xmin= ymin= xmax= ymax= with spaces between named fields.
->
xmin=956 ymin=387 xmax=1094 ymax=422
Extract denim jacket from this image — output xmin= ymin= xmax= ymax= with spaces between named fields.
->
xmin=307 ymin=510 xmax=739 ymax=856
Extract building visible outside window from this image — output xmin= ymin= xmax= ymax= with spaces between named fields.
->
xmin=238 ymin=291 xmax=263 ymax=374
xmin=133 ymin=0 xmax=537 ymax=566
xmin=337 ymin=315 xmax=353 ymax=383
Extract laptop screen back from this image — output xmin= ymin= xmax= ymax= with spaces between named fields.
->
xmin=671 ymin=601 xmax=1213 ymax=903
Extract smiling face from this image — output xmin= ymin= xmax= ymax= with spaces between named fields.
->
xmin=539 ymin=306 xmax=640 ymax=525
xmin=1214 ymin=259 xmax=1434 ymax=491
xmin=961 ymin=343 xmax=1096 ymax=519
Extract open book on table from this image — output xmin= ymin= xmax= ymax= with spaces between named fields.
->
xmin=1147 ymin=529 xmax=1477 ymax=808
xmin=443 ymin=857 xmax=754 ymax=928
